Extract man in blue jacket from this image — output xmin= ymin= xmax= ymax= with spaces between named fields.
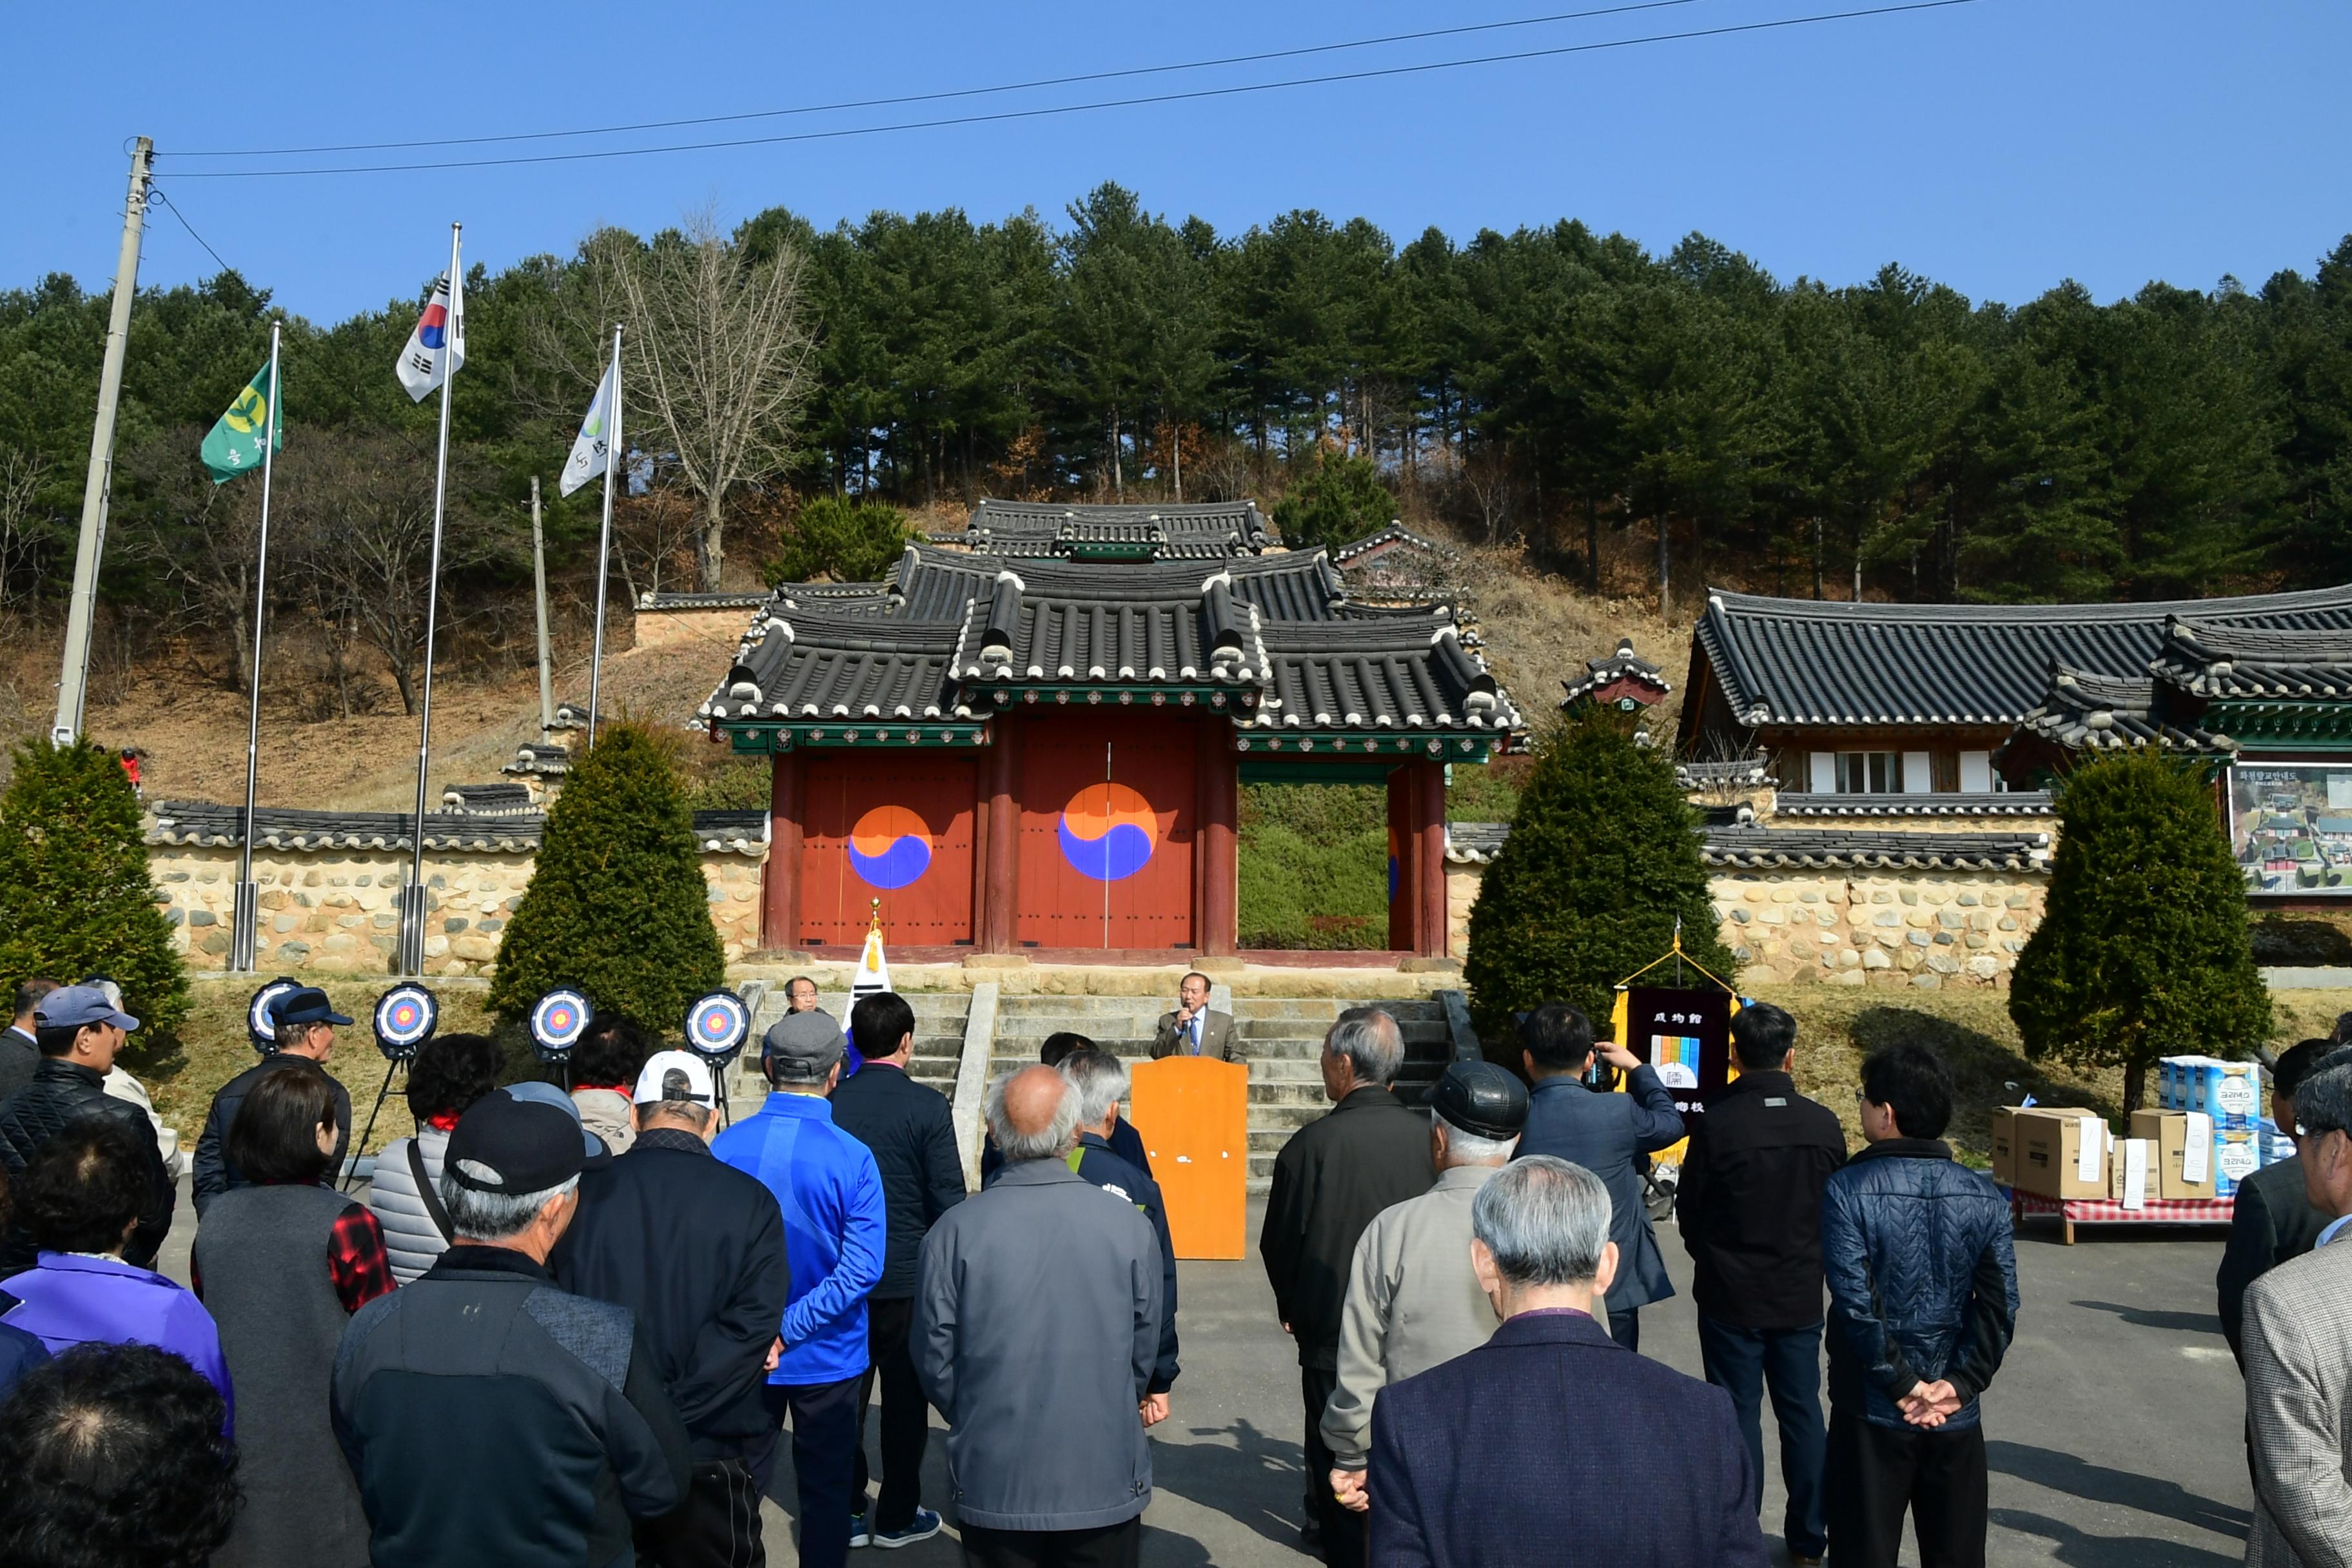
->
xmin=1511 ymin=1001 xmax=1683 ymax=1351
xmin=714 ymin=1008 xmax=886 ymax=1568
xmin=1820 ymin=1042 xmax=2019 ymax=1568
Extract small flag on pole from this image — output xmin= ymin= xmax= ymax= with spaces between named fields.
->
xmin=395 ymin=268 xmax=466 ymax=402
xmin=199 ymin=362 xmax=281 ymax=484
xmin=558 ymin=355 xmax=618 ymax=498
xmin=853 ymin=899 xmax=892 ymax=999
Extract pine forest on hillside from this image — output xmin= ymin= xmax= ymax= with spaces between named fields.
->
xmin=7 ymin=182 xmax=2352 ymax=723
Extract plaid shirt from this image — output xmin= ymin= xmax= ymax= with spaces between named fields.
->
xmin=328 ymin=1204 xmax=397 ymax=1312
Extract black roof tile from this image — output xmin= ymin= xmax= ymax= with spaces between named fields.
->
xmin=1694 ymin=583 xmax=2352 ymax=729
xmin=148 ymin=801 xmax=769 ymax=856
xmin=2151 ymin=616 xmax=2352 ymax=700
xmin=1774 ymin=791 xmax=2055 ymax=818
xmin=2009 ymin=665 xmax=2234 ymax=756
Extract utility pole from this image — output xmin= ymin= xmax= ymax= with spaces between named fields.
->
xmin=52 ymin=137 xmax=153 ymax=746
xmin=530 ymin=475 xmax=553 ymax=745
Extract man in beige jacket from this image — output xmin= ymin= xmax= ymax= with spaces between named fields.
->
xmin=1322 ymin=1061 xmax=1529 ymax=1526
xmin=2246 ymin=1055 xmax=2352 ymax=1567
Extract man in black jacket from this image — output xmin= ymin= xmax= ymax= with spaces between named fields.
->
xmin=0 ymin=978 xmax=57 ymax=1104
xmin=1677 ymin=1000 xmax=1848 ymax=1567
xmin=1259 ymin=1006 xmax=1433 ymax=1562
xmin=335 ymin=1085 xmax=690 ymax=1568
xmin=0 ymin=985 xmax=172 ymax=1275
xmin=2218 ymin=1037 xmax=2336 ymax=1366
xmin=554 ymin=1050 xmax=792 ymax=1568
xmin=193 ymin=985 xmax=352 ymax=1214
xmin=827 ymin=990 xmax=965 ymax=1549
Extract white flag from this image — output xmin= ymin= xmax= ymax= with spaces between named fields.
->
xmin=395 ymin=267 xmax=466 ymax=402
xmin=852 ymin=925 xmax=890 ymax=997
xmin=558 ymin=354 xmax=618 ymax=498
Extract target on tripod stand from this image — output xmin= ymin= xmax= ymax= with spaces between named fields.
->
xmin=372 ymin=985 xmax=439 ymax=1061
xmin=246 ymin=978 xmax=301 ymax=1054
xmin=685 ymin=991 xmax=750 ymax=1063
xmin=529 ymin=989 xmax=593 ymax=1061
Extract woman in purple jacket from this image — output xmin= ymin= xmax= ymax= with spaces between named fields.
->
xmin=0 ymin=1118 xmax=230 ymax=1426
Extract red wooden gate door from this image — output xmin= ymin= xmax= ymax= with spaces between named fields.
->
xmin=1017 ymin=713 xmax=1197 ymax=950
xmin=800 ymin=754 xmax=977 ymax=946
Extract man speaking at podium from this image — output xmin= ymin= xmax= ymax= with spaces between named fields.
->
xmin=1152 ymin=972 xmax=1241 ymax=1062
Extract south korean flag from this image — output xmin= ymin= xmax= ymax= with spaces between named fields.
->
xmin=395 ymin=266 xmax=466 ymax=402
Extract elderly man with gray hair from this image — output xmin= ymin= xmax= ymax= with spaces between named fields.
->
xmin=916 ymin=1064 xmax=1162 ymax=1568
xmin=1050 ymin=1046 xmax=1181 ymax=1415
xmin=1366 ymin=1157 xmax=1767 ymax=1567
xmin=332 ymin=1086 xmax=691 ymax=1568
xmin=1260 ymin=1005 xmax=1436 ymax=1562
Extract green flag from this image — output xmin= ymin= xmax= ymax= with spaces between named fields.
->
xmin=199 ymin=362 xmax=281 ymax=485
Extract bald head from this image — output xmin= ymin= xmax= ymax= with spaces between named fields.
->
xmin=986 ymin=1064 xmax=1081 ymax=1164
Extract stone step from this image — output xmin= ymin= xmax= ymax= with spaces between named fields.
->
xmin=1230 ymin=998 xmax=1444 ymax=1021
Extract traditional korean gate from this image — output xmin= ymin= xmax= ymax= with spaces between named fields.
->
xmin=799 ymin=753 xmax=978 ymax=946
xmin=1017 ymin=713 xmax=1197 ymax=950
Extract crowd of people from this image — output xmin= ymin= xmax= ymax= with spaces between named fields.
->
xmin=0 ymin=966 xmax=2344 ymax=1567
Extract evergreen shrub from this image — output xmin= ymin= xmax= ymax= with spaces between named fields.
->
xmin=1271 ymin=451 xmax=1394 ymax=553
xmin=0 ymin=739 xmax=189 ymax=1039
xmin=2010 ymin=750 xmax=2269 ymax=1112
xmin=1464 ymin=710 xmax=1732 ymax=1049
xmin=769 ymin=496 xmax=913 ymax=584
xmin=489 ymin=723 xmax=725 ymax=1034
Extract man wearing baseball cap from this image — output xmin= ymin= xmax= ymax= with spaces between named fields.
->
xmin=0 ymin=984 xmax=173 ymax=1275
xmin=193 ymin=985 xmax=353 ymax=1215
xmin=712 ymin=1008 xmax=885 ymax=1568
xmin=1322 ymin=1060 xmax=1531 ymax=1539
xmin=556 ymin=1051 xmax=792 ymax=1568
xmin=333 ymin=1085 xmax=689 ymax=1568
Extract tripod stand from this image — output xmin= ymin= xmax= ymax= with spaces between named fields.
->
xmin=342 ymin=1058 xmax=411 ymax=1192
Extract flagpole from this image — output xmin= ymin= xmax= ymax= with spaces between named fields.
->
xmin=400 ymin=223 xmax=461 ymax=977
xmin=586 ymin=322 xmax=623 ymax=747
xmin=230 ymin=322 xmax=281 ymax=974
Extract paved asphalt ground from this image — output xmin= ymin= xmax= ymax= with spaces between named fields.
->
xmin=162 ymin=1184 xmax=2257 ymax=1565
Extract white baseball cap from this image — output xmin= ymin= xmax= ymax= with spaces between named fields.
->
xmin=633 ymin=1050 xmax=718 ymax=1106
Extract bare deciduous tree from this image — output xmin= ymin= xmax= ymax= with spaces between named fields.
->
xmin=618 ymin=211 xmax=816 ymax=591
xmin=0 ymin=453 xmax=54 ymax=609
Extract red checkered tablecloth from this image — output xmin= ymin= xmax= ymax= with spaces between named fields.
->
xmin=2010 ymin=1191 xmax=2234 ymax=1226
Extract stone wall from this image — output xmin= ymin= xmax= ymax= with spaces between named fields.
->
xmin=1711 ymin=870 xmax=2046 ymax=989
xmin=149 ymin=843 xmax=769 ymax=978
xmin=1439 ymin=859 xmax=2049 ymax=989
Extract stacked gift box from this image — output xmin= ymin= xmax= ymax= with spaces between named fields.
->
xmin=2156 ymin=1055 xmax=2265 ymax=1197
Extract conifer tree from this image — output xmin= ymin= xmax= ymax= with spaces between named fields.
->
xmin=1271 ymin=450 xmax=1395 ymax=553
xmin=2010 ymin=749 xmax=2269 ymax=1112
xmin=489 ymin=723 xmax=725 ymax=1032
xmin=0 ymin=739 xmax=189 ymax=1038
xmin=1464 ymin=710 xmax=1733 ymax=1048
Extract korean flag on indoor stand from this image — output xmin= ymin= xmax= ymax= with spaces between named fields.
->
xmin=395 ymin=266 xmax=466 ymax=402
xmin=559 ymin=354 xmax=616 ymax=498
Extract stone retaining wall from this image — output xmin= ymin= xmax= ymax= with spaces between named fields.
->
xmin=148 ymin=843 xmax=768 ymax=978
xmin=1440 ymin=861 xmax=2049 ymax=989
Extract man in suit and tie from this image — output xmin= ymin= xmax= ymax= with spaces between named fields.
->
xmin=1152 ymin=971 xmax=1242 ymax=1062
xmin=2244 ymin=1055 xmax=2352 ymax=1567
xmin=1367 ymin=1155 xmax=1769 ymax=1567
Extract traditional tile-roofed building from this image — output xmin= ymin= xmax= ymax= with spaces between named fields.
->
xmin=148 ymin=801 xmax=770 ymax=858
xmin=700 ymin=504 xmax=1520 ymax=957
xmin=440 ymin=783 xmax=536 ymax=816
xmin=1562 ymin=638 xmax=1671 ymax=714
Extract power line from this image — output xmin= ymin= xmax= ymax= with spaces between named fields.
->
xmin=164 ymin=0 xmax=1981 ymax=180
xmin=162 ymin=0 xmax=1703 ymax=161
xmin=148 ymin=186 xmax=239 ymax=276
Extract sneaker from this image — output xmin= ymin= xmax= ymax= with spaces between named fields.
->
xmin=849 ymin=1513 xmax=870 ymax=1549
xmin=869 ymin=1509 xmax=944 ymax=1549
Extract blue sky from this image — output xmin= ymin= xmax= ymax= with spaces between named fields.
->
xmin=17 ymin=1 xmax=2350 ymax=322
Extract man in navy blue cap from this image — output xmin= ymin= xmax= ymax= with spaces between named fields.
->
xmin=0 ymin=984 xmax=174 ymax=1275
xmin=193 ymin=985 xmax=353 ymax=1215
xmin=333 ymin=1081 xmax=687 ymax=1568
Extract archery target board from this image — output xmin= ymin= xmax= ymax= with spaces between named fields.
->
xmin=529 ymin=989 xmax=593 ymax=1059
xmin=685 ymin=991 xmax=750 ymax=1061
xmin=373 ymin=985 xmax=439 ymax=1059
xmin=247 ymin=978 xmax=302 ymax=1052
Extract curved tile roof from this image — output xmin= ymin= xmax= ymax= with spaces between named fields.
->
xmin=1695 ymin=583 xmax=2352 ymax=729
xmin=147 ymin=801 xmax=770 ymax=856
xmin=1774 ymin=791 xmax=2055 ymax=818
xmin=2150 ymin=616 xmax=2352 ymax=700
xmin=2009 ymin=666 xmax=2233 ymax=756
xmin=1440 ymin=819 xmax=2048 ymax=870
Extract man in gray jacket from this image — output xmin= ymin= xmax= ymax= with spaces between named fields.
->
xmin=1322 ymin=1061 xmax=1526 ymax=1527
xmin=915 ymin=1064 xmax=1161 ymax=1568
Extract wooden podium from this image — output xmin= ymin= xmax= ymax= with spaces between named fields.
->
xmin=1129 ymin=1055 xmax=1248 ymax=1260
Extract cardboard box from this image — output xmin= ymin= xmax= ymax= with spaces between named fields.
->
xmin=2130 ymin=1109 xmax=2218 ymax=1200
xmin=2212 ymin=1126 xmax=2262 ymax=1197
xmin=2008 ymin=1106 xmax=2108 ymax=1199
xmin=1990 ymin=1107 xmax=2019 ymax=1186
